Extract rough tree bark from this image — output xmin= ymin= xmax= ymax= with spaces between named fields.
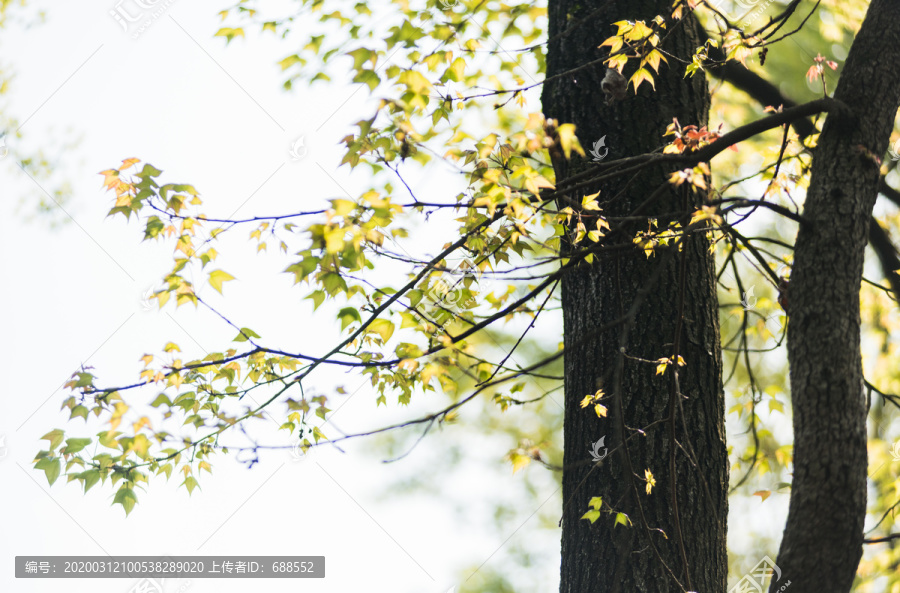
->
xmin=541 ymin=2 xmax=727 ymax=592
xmin=774 ymin=0 xmax=900 ymax=590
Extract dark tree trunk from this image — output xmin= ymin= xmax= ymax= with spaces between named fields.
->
xmin=774 ymin=0 xmax=900 ymax=590
xmin=541 ymin=2 xmax=727 ymax=592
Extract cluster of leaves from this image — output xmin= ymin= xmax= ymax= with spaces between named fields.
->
xmin=25 ymin=0 xmax=900 ymax=589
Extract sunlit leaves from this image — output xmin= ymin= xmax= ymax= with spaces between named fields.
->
xmin=614 ymin=513 xmax=633 ymax=528
xmin=555 ymin=123 xmax=584 ymax=159
xmin=655 ymin=355 xmax=686 ymax=375
xmin=581 ymin=496 xmax=603 ymax=523
xmin=367 ymin=318 xmax=395 ymax=342
xmin=629 ymin=68 xmax=656 ymax=91
xmin=505 ymin=441 xmax=544 ymax=473
xmin=644 ymin=469 xmax=656 ymax=495
xmin=40 ymin=0 xmax=820 ymax=531
xmin=600 ymin=19 xmax=665 ymax=91
xmin=580 ymin=389 xmax=607 ymax=417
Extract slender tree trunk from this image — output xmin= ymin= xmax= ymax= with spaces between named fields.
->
xmin=774 ymin=1 xmax=900 ymax=590
xmin=541 ymin=3 xmax=727 ymax=592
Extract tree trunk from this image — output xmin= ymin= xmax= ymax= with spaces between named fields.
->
xmin=774 ymin=1 xmax=900 ymax=590
xmin=541 ymin=2 xmax=727 ymax=592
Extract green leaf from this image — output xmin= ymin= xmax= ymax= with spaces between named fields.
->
xmin=337 ymin=307 xmax=362 ymax=330
xmin=70 ymin=405 xmax=89 ymax=421
xmin=41 ymin=429 xmax=65 ymax=451
xmin=321 ymin=272 xmax=346 ymax=295
xmin=209 ymin=270 xmax=236 ymax=294
xmin=144 ymin=216 xmax=165 ymax=240
xmin=408 ymin=289 xmax=423 ymax=307
xmin=353 ymin=69 xmax=380 ymax=91
xmin=113 ymin=487 xmax=138 ymax=516
xmin=233 ymin=327 xmax=262 ymax=342
xmin=150 ymin=394 xmax=172 ymax=408
xmin=35 ymin=457 xmax=61 ymax=486
xmin=97 ymin=431 xmax=122 ymax=449
xmin=582 ymin=510 xmax=601 ymax=523
xmin=182 ymin=476 xmax=200 ymax=495
xmin=138 ymin=163 xmax=163 ymax=178
xmin=82 ymin=470 xmax=101 ymax=493
xmin=614 ymin=512 xmax=633 ymax=528
xmin=63 ymin=438 xmax=92 ymax=455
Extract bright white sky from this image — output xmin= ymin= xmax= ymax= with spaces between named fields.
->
xmin=0 ymin=1 xmax=812 ymax=592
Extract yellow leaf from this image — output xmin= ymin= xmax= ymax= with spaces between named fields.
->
xmin=629 ymin=68 xmax=656 ymax=91
xmin=208 ymin=270 xmax=236 ymax=294
xmin=368 ymin=318 xmax=395 ymax=342
xmin=508 ymin=451 xmax=532 ymax=473
xmin=99 ymin=169 xmax=120 ymax=190
xmin=594 ymin=404 xmax=608 ymax=417
xmin=606 ymin=54 xmax=628 ymax=73
xmin=582 ymin=191 xmax=602 ymax=211
xmin=625 ymin=20 xmax=653 ymax=42
xmin=599 ymin=35 xmax=623 ymax=53
xmin=557 ymin=124 xmax=585 ymax=159
xmin=611 ymin=20 xmax=634 ymax=36
xmin=643 ymin=49 xmax=667 ymax=73
xmin=398 ymin=70 xmax=432 ymax=94
xmin=644 ymin=469 xmax=656 ymax=494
